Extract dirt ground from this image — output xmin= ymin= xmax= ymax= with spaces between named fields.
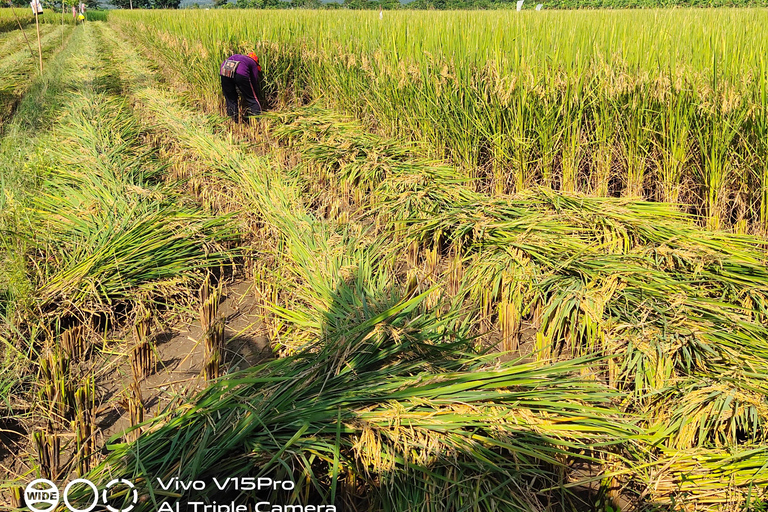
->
xmin=0 ymin=279 xmax=269 ymax=490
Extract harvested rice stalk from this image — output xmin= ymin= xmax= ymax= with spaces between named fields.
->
xmin=200 ymin=275 xmax=225 ymax=380
xmin=60 ymin=323 xmax=88 ymax=360
xmin=74 ymin=378 xmax=96 ymax=476
xmin=446 ymin=241 xmax=463 ymax=296
xmin=498 ymin=301 xmax=520 ymax=352
xmin=33 ymin=427 xmax=60 ymax=481
xmin=9 ymin=487 xmax=23 ymax=508
xmin=131 ymin=310 xmax=155 ymax=381
xmin=38 ymin=347 xmax=74 ymax=428
xmin=406 ymin=240 xmax=419 ymax=268
xmin=126 ymin=381 xmax=144 ymax=443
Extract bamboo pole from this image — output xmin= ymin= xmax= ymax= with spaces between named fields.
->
xmin=33 ymin=7 xmax=43 ymax=74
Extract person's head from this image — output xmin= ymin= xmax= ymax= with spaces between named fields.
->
xmin=247 ymin=52 xmax=258 ymax=64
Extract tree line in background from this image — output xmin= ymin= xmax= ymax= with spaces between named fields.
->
xmin=4 ymin=0 xmax=768 ymax=20
xmin=226 ymin=0 xmax=768 ymax=7
xmin=4 ymin=0 xmax=768 ymax=9
xmin=2 ymin=0 xmax=177 ymax=7
xmin=4 ymin=0 xmax=99 ymax=7
xmin=107 ymin=0 xmax=181 ymax=8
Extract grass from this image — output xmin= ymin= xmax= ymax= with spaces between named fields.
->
xmin=0 ymin=23 xmax=72 ymax=130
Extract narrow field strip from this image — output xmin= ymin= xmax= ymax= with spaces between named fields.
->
xmin=0 ymin=28 xmax=37 ymax=56
xmin=0 ymin=23 xmax=62 ymax=73
xmin=99 ymin=22 xmax=393 ymax=351
xmin=0 ymin=24 xmax=112 ymax=484
xmin=0 ymin=24 xmax=93 ymax=248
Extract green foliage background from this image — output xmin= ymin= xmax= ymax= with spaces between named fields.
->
xmin=231 ymin=0 xmax=768 ymax=9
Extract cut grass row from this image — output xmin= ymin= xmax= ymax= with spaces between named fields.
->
xmin=75 ymin=22 xmax=640 ymax=512
xmin=0 ymin=23 xmax=72 ymax=132
xmin=267 ymin=106 xmax=768 ymax=458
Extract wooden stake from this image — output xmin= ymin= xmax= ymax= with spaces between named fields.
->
xmin=33 ymin=8 xmax=42 ymax=74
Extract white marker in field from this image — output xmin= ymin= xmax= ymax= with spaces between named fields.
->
xmin=516 ymin=0 xmax=524 ymax=10
xmin=30 ymin=0 xmax=43 ymax=74
xmin=535 ymin=3 xmax=543 ymax=9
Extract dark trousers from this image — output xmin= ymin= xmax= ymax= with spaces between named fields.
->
xmin=221 ymin=74 xmax=262 ymax=123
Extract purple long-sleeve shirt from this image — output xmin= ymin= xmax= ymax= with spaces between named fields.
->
xmin=221 ymin=54 xmax=260 ymax=85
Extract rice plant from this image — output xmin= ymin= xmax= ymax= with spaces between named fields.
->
xmin=82 ymin=292 xmax=635 ymax=512
xmin=113 ymin=8 xmax=768 ymax=231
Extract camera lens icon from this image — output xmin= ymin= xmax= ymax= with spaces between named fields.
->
xmin=104 ymin=478 xmax=139 ymax=512
xmin=24 ymin=479 xmax=60 ymax=512
xmin=24 ymin=478 xmax=138 ymax=512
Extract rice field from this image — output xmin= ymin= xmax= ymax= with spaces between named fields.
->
xmin=115 ymin=9 xmax=768 ymax=232
xmin=1 ymin=9 xmax=768 ymax=512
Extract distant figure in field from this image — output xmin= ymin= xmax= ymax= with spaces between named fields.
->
xmin=219 ymin=52 xmax=262 ymax=123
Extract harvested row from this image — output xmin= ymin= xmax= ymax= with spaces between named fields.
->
xmin=0 ymin=22 xmax=237 ymax=495
xmin=259 ymin=107 xmax=768 ymax=505
xmin=55 ymin=22 xmax=647 ymax=512
xmin=0 ymin=23 xmax=70 ymax=130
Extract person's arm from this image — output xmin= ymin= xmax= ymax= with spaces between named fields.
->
xmin=246 ymin=61 xmax=262 ymax=111
xmin=249 ymin=61 xmax=259 ymax=89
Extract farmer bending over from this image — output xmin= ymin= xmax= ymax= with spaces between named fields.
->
xmin=220 ymin=52 xmax=262 ymax=123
